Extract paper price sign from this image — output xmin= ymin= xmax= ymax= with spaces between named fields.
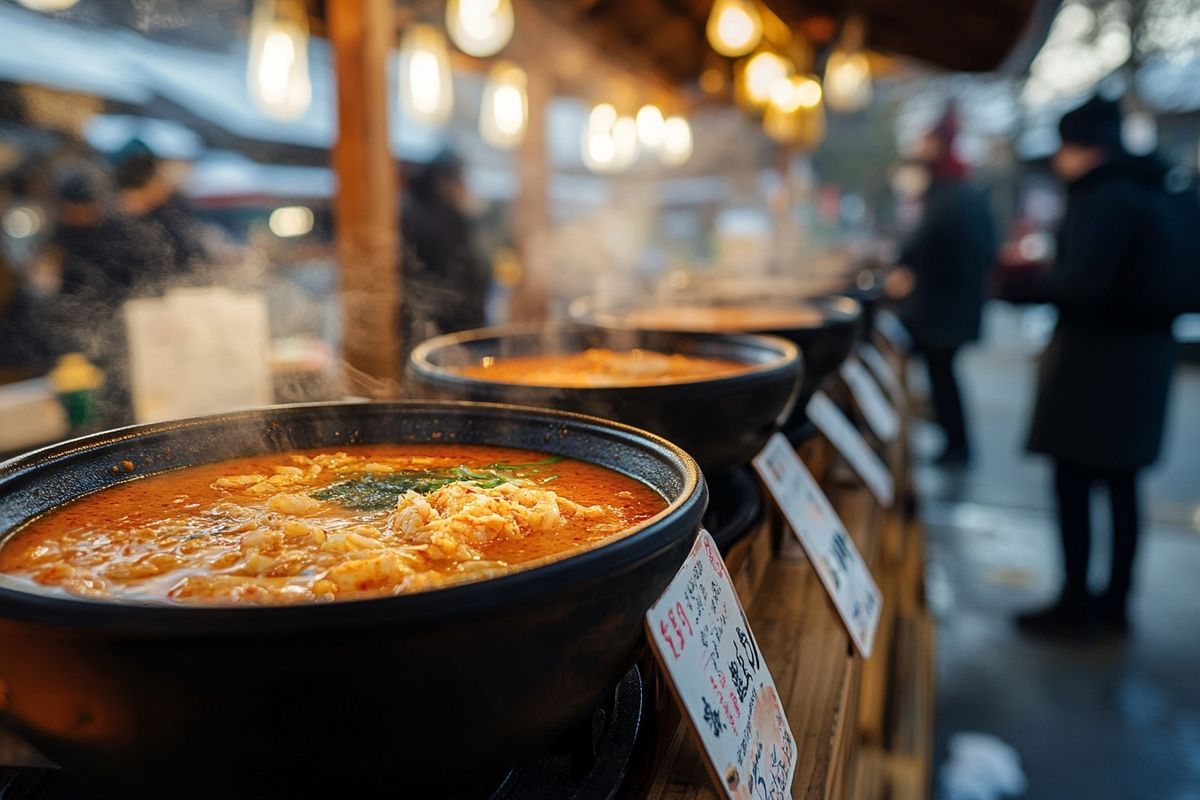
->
xmin=805 ymin=391 xmax=895 ymax=507
xmin=840 ymin=358 xmax=900 ymax=442
xmin=753 ymin=434 xmax=882 ymax=656
xmin=858 ymin=343 xmax=905 ymax=405
xmin=647 ymin=530 xmax=796 ymax=800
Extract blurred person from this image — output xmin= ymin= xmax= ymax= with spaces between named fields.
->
xmin=1000 ymin=96 xmax=1194 ymax=635
xmin=887 ymin=110 xmax=997 ymax=466
xmin=114 ymin=140 xmax=207 ymax=283
xmin=399 ymin=150 xmax=489 ymax=349
xmin=39 ymin=161 xmax=172 ymax=425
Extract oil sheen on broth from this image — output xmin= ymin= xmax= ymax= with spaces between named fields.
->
xmin=0 ymin=445 xmax=666 ymax=606
xmin=455 ymin=348 xmax=750 ymax=388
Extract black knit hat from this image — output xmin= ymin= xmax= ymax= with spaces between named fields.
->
xmin=1058 ymin=95 xmax=1125 ymax=153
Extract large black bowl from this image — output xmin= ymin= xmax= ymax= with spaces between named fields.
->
xmin=573 ymin=294 xmax=863 ymax=431
xmin=0 ymin=401 xmax=706 ymax=799
xmin=408 ymin=325 xmax=802 ymax=475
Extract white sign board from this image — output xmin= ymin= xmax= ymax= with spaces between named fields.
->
xmin=753 ymin=434 xmax=882 ymax=656
xmin=805 ymin=391 xmax=895 ymax=507
xmin=858 ymin=343 xmax=905 ymax=405
xmin=647 ymin=531 xmax=796 ymax=800
xmin=840 ymin=358 xmax=900 ymax=442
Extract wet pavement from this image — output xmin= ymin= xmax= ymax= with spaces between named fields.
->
xmin=915 ymin=305 xmax=1200 ymax=800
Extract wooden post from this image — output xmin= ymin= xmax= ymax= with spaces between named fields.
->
xmin=328 ymin=0 xmax=400 ymax=389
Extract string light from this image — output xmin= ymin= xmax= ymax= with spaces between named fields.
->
xmin=446 ymin=0 xmax=515 ymax=58
xmin=768 ymin=74 xmax=822 ymax=113
xmin=636 ymin=104 xmax=665 ymax=149
xmin=706 ymin=0 xmax=763 ymax=58
xmin=247 ymin=0 xmax=312 ymax=120
xmin=739 ymin=51 xmax=792 ymax=108
xmin=479 ymin=61 xmax=528 ymax=149
xmin=659 ymin=116 xmax=693 ymax=166
xmin=399 ymin=24 xmax=454 ymax=127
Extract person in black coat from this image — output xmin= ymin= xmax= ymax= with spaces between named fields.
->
xmin=1002 ymin=96 xmax=1186 ymax=634
xmin=889 ymin=111 xmax=997 ymax=465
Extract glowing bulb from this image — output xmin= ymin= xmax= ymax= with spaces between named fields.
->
xmin=268 ymin=206 xmax=314 ymax=238
xmin=824 ymin=50 xmax=872 ymax=112
xmin=764 ymin=100 xmax=825 ymax=148
xmin=636 ymin=105 xmax=665 ymax=149
xmin=15 ymin=0 xmax=77 ymax=10
xmin=741 ymin=51 xmax=791 ymax=108
xmin=824 ymin=16 xmax=872 ymax=112
xmin=480 ymin=61 xmax=528 ymax=149
xmin=706 ymin=0 xmax=762 ymax=58
xmin=446 ymin=0 xmax=515 ymax=58
xmin=612 ymin=116 xmax=640 ymax=169
xmin=399 ymin=24 xmax=454 ymax=127
xmin=588 ymin=103 xmax=618 ymax=135
xmin=660 ymin=116 xmax=693 ymax=166
xmin=2 ymin=206 xmax=41 ymax=239
xmin=247 ymin=0 xmax=312 ymax=120
xmin=583 ymin=128 xmax=617 ymax=172
xmin=769 ymin=74 xmax=822 ymax=113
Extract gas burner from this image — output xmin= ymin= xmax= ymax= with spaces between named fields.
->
xmin=0 ymin=667 xmax=646 ymax=800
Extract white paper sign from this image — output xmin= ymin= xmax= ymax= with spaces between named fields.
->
xmin=805 ymin=391 xmax=894 ymax=507
xmin=858 ymin=343 xmax=905 ymax=405
xmin=874 ymin=308 xmax=912 ymax=353
xmin=647 ymin=530 xmax=796 ymax=800
xmin=753 ymin=434 xmax=882 ymax=656
xmin=840 ymin=358 xmax=900 ymax=442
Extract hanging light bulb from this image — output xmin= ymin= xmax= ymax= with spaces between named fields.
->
xmin=588 ymin=103 xmax=618 ymax=136
xmin=446 ymin=0 xmax=515 ymax=58
xmin=824 ymin=16 xmax=873 ymax=112
xmin=247 ymin=0 xmax=312 ymax=120
xmin=399 ymin=24 xmax=454 ymax=127
xmin=15 ymin=0 xmax=78 ymax=11
xmin=583 ymin=103 xmax=618 ymax=173
xmin=611 ymin=116 xmax=641 ymax=169
xmin=706 ymin=0 xmax=763 ymax=58
xmin=636 ymin=104 xmax=665 ymax=149
xmin=768 ymin=74 xmax=822 ymax=114
xmin=479 ymin=61 xmax=528 ymax=149
xmin=737 ymin=51 xmax=792 ymax=109
xmin=659 ymin=116 xmax=693 ymax=166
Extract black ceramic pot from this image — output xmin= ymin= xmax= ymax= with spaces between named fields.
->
xmin=0 ymin=401 xmax=706 ymax=799
xmin=408 ymin=325 xmax=802 ymax=475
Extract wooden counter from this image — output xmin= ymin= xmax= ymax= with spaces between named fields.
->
xmin=638 ymin=342 xmax=934 ymax=800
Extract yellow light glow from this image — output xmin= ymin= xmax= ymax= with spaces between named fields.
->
xmin=824 ymin=50 xmax=872 ymax=112
xmin=612 ymin=116 xmax=640 ymax=169
xmin=588 ymin=103 xmax=618 ymax=135
xmin=247 ymin=0 xmax=312 ymax=120
xmin=480 ymin=61 xmax=528 ymax=149
xmin=268 ymin=206 xmax=315 ymax=238
xmin=399 ymin=24 xmax=454 ymax=127
xmin=706 ymin=0 xmax=762 ymax=58
xmin=2 ymin=206 xmax=41 ymax=239
xmin=764 ymin=101 xmax=825 ymax=148
xmin=446 ymin=0 xmax=515 ymax=58
xmin=769 ymin=74 xmax=822 ymax=113
xmin=741 ymin=51 xmax=792 ymax=107
xmin=699 ymin=67 xmax=726 ymax=94
xmin=660 ymin=116 xmax=693 ymax=166
xmin=636 ymin=104 xmax=665 ymax=148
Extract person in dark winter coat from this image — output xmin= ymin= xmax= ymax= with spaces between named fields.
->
xmin=1001 ymin=96 xmax=1187 ymax=634
xmin=890 ymin=111 xmax=997 ymax=465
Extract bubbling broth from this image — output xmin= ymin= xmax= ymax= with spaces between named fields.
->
xmin=0 ymin=444 xmax=667 ymax=606
xmin=455 ymin=348 xmax=750 ymax=388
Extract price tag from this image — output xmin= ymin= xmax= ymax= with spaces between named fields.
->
xmin=647 ymin=530 xmax=796 ymax=800
xmin=805 ymin=391 xmax=894 ymax=507
xmin=858 ymin=342 xmax=905 ymax=405
xmin=874 ymin=308 xmax=912 ymax=353
xmin=753 ymin=434 xmax=882 ymax=656
xmin=840 ymin=358 xmax=899 ymax=442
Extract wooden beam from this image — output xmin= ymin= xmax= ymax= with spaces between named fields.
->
xmin=328 ymin=0 xmax=400 ymax=389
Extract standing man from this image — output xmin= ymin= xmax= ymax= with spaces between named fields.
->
xmin=1002 ymin=96 xmax=1190 ymax=634
xmin=888 ymin=110 xmax=997 ymax=466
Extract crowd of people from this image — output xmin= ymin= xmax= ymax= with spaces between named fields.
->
xmin=890 ymin=95 xmax=1200 ymax=637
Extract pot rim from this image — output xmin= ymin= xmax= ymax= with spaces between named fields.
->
xmin=569 ymin=293 xmax=864 ymax=335
xmin=408 ymin=323 xmax=802 ymax=392
xmin=0 ymin=400 xmax=706 ymax=636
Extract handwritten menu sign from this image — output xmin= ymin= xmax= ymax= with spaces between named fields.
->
xmin=753 ymin=434 xmax=882 ymax=656
xmin=647 ymin=530 xmax=796 ymax=799
xmin=840 ymin=358 xmax=900 ymax=442
xmin=805 ymin=391 xmax=895 ymax=507
xmin=858 ymin=343 xmax=905 ymax=405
